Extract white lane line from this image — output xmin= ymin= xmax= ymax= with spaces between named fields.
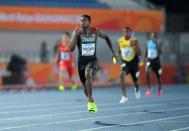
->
xmin=0 ymin=104 xmax=189 ymax=130
xmin=1 ymin=96 xmax=189 ymax=114
xmin=1 ymin=98 xmax=188 ymax=122
xmin=0 ymin=99 xmax=72 ymax=106
xmin=0 ymin=99 xmax=149 ymax=109
xmin=1 ymin=95 xmax=189 ymax=109
xmin=157 ymin=121 xmax=189 ymax=123
xmin=170 ymin=127 xmax=189 ymax=131
xmin=0 ymin=101 xmax=81 ymax=109
xmin=80 ymin=115 xmax=189 ymax=131
xmin=0 ymin=94 xmax=183 ymax=106
xmin=0 ymin=103 xmax=162 ymax=121
xmin=0 ymin=103 xmax=111 ymax=114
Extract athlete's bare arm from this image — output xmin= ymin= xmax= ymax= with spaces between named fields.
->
xmin=143 ymin=43 xmax=148 ymax=63
xmin=96 ymin=29 xmax=116 ymax=57
xmin=118 ymin=47 xmax=121 ymax=56
xmin=68 ymin=27 xmax=79 ymax=51
xmin=131 ymin=39 xmax=142 ymax=56
xmin=117 ymin=41 xmax=121 ymax=56
xmin=158 ymin=42 xmax=162 ymax=55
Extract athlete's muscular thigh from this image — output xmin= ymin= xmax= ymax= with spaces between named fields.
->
xmin=85 ymin=66 xmax=93 ymax=79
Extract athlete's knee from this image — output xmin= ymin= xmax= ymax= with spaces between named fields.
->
xmin=134 ymin=82 xmax=138 ymax=88
xmin=155 ymin=68 xmax=162 ymax=79
xmin=146 ymin=66 xmax=151 ymax=75
xmin=132 ymin=71 xmax=140 ymax=83
xmin=135 ymin=71 xmax=140 ymax=79
xmin=156 ymin=73 xmax=160 ymax=81
xmin=85 ymin=73 xmax=92 ymax=80
xmin=120 ymin=71 xmax=125 ymax=79
xmin=145 ymin=62 xmax=150 ymax=70
xmin=146 ymin=70 xmax=150 ymax=79
xmin=85 ymin=68 xmax=93 ymax=79
xmin=158 ymin=68 xmax=163 ymax=75
xmin=132 ymin=77 xmax=138 ymax=84
xmin=147 ymin=67 xmax=150 ymax=72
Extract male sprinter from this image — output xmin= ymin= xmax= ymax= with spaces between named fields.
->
xmin=65 ymin=15 xmax=116 ymax=112
xmin=145 ymin=32 xmax=162 ymax=96
xmin=54 ymin=32 xmax=77 ymax=91
xmin=118 ymin=27 xmax=142 ymax=103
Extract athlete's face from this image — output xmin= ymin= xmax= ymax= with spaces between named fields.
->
xmin=80 ymin=16 xmax=90 ymax=28
xmin=62 ymin=34 xmax=70 ymax=44
xmin=151 ymin=33 xmax=158 ymax=42
xmin=123 ymin=30 xmax=131 ymax=39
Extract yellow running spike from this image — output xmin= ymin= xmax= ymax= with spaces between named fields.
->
xmin=113 ymin=57 xmax=117 ymax=64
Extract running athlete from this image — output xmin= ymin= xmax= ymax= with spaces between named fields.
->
xmin=54 ymin=32 xmax=77 ymax=91
xmin=145 ymin=32 xmax=162 ymax=96
xmin=118 ymin=27 xmax=142 ymax=104
xmin=65 ymin=15 xmax=116 ymax=112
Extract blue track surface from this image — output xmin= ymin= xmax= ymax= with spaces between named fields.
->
xmin=0 ymin=85 xmax=189 ymax=131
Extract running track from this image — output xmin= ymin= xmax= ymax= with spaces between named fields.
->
xmin=0 ymin=85 xmax=189 ymax=131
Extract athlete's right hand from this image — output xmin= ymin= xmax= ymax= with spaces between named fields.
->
xmin=73 ymin=26 xmax=80 ymax=36
xmin=112 ymin=51 xmax=117 ymax=64
xmin=112 ymin=51 xmax=117 ymax=58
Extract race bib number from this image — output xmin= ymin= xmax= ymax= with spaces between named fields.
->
xmin=148 ymin=49 xmax=157 ymax=59
xmin=60 ymin=52 xmax=70 ymax=60
xmin=82 ymin=43 xmax=95 ymax=56
xmin=122 ymin=47 xmax=133 ymax=58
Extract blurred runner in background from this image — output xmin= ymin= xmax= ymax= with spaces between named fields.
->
xmin=54 ymin=32 xmax=77 ymax=91
xmin=145 ymin=32 xmax=162 ymax=96
xmin=118 ymin=27 xmax=142 ymax=104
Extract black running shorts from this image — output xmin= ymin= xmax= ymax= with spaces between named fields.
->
xmin=146 ymin=57 xmax=162 ymax=76
xmin=121 ymin=56 xmax=140 ymax=82
xmin=78 ymin=59 xmax=99 ymax=84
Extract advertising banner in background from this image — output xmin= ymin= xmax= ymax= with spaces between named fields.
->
xmin=0 ymin=6 xmax=164 ymax=32
xmin=1 ymin=63 xmax=188 ymax=87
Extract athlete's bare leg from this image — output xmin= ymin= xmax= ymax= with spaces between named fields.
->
xmin=81 ymin=82 xmax=88 ymax=97
xmin=134 ymin=80 xmax=140 ymax=92
xmin=155 ymin=71 xmax=162 ymax=91
xmin=85 ymin=67 xmax=94 ymax=102
xmin=59 ymin=69 xmax=64 ymax=86
xmin=146 ymin=68 xmax=151 ymax=90
xmin=120 ymin=71 xmax=127 ymax=97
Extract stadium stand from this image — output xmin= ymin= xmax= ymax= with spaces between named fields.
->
xmin=0 ymin=0 xmax=109 ymax=8
xmin=97 ymin=0 xmax=155 ymax=10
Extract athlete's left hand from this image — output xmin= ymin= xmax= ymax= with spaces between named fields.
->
xmin=112 ymin=51 xmax=117 ymax=64
xmin=130 ymin=39 xmax=137 ymax=47
xmin=112 ymin=51 xmax=117 ymax=58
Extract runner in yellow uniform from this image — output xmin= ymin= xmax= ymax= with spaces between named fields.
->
xmin=118 ymin=27 xmax=142 ymax=103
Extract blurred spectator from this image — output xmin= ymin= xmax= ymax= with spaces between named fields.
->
xmin=177 ymin=65 xmax=186 ymax=84
xmin=171 ymin=64 xmax=187 ymax=84
xmin=40 ymin=41 xmax=49 ymax=63
xmin=2 ymin=54 xmax=28 ymax=85
xmin=53 ymin=40 xmax=60 ymax=56
xmin=51 ymin=40 xmax=60 ymax=82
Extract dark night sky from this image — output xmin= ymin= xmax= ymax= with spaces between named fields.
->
xmin=147 ymin=0 xmax=188 ymax=14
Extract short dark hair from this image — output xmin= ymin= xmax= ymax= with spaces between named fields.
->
xmin=123 ymin=27 xmax=132 ymax=32
xmin=151 ymin=32 xmax=159 ymax=38
xmin=81 ymin=14 xmax=91 ymax=22
xmin=63 ymin=32 xmax=70 ymax=36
